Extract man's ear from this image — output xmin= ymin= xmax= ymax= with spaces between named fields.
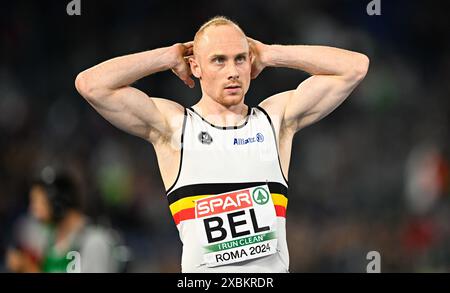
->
xmin=189 ymin=57 xmax=201 ymax=79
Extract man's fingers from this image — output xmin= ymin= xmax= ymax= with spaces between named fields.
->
xmin=172 ymin=47 xmax=195 ymax=88
xmin=247 ymin=37 xmax=257 ymax=47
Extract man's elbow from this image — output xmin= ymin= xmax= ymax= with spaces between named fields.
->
xmin=75 ymin=71 xmax=93 ymax=99
xmin=351 ymin=53 xmax=370 ymax=81
xmin=75 ymin=71 xmax=106 ymax=101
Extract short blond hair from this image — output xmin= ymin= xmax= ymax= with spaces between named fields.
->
xmin=193 ymin=16 xmax=246 ymax=46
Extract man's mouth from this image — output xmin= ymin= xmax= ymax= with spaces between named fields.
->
xmin=224 ymin=84 xmax=241 ymax=89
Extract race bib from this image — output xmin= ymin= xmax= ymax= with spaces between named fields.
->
xmin=194 ymin=185 xmax=277 ymax=267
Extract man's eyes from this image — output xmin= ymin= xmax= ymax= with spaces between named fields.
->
xmin=236 ymin=56 xmax=246 ymax=63
xmin=212 ymin=56 xmax=246 ymax=64
xmin=213 ymin=57 xmax=225 ymax=64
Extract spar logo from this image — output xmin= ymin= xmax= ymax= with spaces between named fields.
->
xmin=195 ymin=188 xmax=270 ymax=244
xmin=196 ymin=190 xmax=253 ymax=218
xmin=252 ymin=187 xmax=269 ymax=205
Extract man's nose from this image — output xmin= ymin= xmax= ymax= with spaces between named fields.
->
xmin=227 ymin=63 xmax=239 ymax=80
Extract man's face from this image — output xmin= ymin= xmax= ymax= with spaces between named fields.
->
xmin=191 ymin=25 xmax=252 ymax=107
xmin=29 ymin=185 xmax=51 ymax=223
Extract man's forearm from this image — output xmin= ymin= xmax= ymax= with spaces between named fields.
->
xmin=78 ymin=46 xmax=178 ymax=92
xmin=262 ymin=44 xmax=369 ymax=77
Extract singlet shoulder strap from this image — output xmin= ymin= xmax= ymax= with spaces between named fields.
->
xmin=166 ymin=107 xmax=188 ymax=195
xmin=255 ymin=105 xmax=289 ymax=186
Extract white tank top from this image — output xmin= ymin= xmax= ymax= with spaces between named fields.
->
xmin=166 ymin=106 xmax=289 ymax=273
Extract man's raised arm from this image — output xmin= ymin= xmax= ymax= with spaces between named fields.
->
xmin=253 ymin=39 xmax=369 ymax=133
xmin=75 ymin=43 xmax=194 ymax=143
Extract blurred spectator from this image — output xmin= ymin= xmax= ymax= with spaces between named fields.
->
xmin=5 ymin=168 xmax=128 ymax=273
xmin=404 ymin=143 xmax=449 ymax=214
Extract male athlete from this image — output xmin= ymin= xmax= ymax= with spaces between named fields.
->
xmin=75 ymin=16 xmax=369 ymax=273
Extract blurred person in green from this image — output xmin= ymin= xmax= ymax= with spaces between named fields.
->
xmin=6 ymin=170 xmax=125 ymax=273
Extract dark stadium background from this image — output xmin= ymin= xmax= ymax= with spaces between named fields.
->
xmin=1 ymin=0 xmax=449 ymax=272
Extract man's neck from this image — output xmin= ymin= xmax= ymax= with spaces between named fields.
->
xmin=193 ymin=97 xmax=249 ymax=127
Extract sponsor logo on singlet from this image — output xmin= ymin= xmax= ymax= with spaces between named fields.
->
xmin=199 ymin=131 xmax=213 ymax=144
xmin=194 ymin=185 xmax=277 ymax=267
xmin=233 ymin=133 xmax=264 ymax=145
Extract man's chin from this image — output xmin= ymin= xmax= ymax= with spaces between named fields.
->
xmin=220 ymin=94 xmax=244 ymax=106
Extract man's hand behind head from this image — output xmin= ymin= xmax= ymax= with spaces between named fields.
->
xmin=171 ymin=42 xmax=195 ymax=88
xmin=247 ymin=37 xmax=268 ymax=79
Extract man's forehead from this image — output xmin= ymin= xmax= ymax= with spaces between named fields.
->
xmin=194 ymin=25 xmax=248 ymax=55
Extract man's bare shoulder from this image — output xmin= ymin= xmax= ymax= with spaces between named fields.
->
xmin=149 ymin=97 xmax=185 ymax=145
xmin=152 ymin=97 xmax=185 ymax=116
xmin=258 ymin=91 xmax=293 ymax=124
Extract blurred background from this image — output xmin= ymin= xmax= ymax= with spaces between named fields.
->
xmin=1 ymin=0 xmax=449 ymax=272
